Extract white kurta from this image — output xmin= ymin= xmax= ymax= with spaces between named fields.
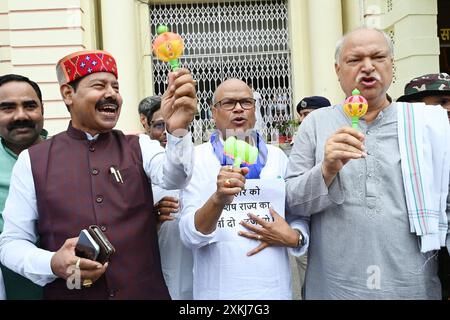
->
xmin=0 ymin=133 xmax=193 ymax=286
xmin=179 ymin=142 xmax=309 ymax=300
xmin=153 ymin=186 xmax=194 ymax=300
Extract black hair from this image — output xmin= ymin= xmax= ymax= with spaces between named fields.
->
xmin=68 ymin=77 xmax=82 ymax=92
xmin=0 ymin=74 xmax=43 ymax=103
xmin=138 ymin=96 xmax=162 ymax=124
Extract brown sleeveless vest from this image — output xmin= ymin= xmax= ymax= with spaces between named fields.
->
xmin=28 ymin=124 xmax=170 ymax=299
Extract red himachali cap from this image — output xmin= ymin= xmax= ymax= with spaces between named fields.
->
xmin=56 ymin=50 xmax=118 ymax=86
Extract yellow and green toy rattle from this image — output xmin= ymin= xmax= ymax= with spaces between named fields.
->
xmin=343 ymin=88 xmax=368 ymax=130
xmin=152 ymin=25 xmax=184 ymax=71
xmin=224 ymin=136 xmax=259 ymax=168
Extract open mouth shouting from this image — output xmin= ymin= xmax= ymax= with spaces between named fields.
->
xmin=231 ymin=116 xmax=247 ymax=126
xmin=358 ymin=76 xmax=379 ymax=88
xmin=95 ymin=98 xmax=120 ymax=121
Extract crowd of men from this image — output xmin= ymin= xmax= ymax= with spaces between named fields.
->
xmin=0 ymin=27 xmax=448 ymax=300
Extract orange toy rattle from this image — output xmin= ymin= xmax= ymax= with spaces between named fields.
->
xmin=152 ymin=25 xmax=184 ymax=71
xmin=343 ymin=89 xmax=368 ymax=130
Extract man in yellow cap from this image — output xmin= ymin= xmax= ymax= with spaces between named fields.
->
xmin=0 ymin=50 xmax=197 ymax=299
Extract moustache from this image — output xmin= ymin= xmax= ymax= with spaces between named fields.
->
xmin=95 ymin=97 xmax=119 ymax=109
xmin=356 ymin=73 xmax=381 ymax=83
xmin=7 ymin=120 xmax=36 ymax=131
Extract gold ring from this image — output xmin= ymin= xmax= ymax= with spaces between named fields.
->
xmin=257 ymin=235 xmax=262 ymax=240
xmin=75 ymin=258 xmax=81 ymax=269
xmin=225 ymin=179 xmax=231 ymax=185
xmin=229 ymin=166 xmax=233 ymax=171
xmin=82 ymin=279 xmax=93 ymax=288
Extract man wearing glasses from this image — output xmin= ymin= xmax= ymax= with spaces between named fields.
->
xmin=138 ymin=95 xmax=194 ymax=299
xmin=179 ymin=78 xmax=309 ymax=299
xmin=138 ymin=96 xmax=167 ymax=147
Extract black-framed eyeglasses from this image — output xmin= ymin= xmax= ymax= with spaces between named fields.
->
xmin=213 ymin=98 xmax=256 ymax=111
xmin=150 ymin=121 xmax=166 ymax=130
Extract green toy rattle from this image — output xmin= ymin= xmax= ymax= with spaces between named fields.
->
xmin=223 ymin=136 xmax=259 ymax=168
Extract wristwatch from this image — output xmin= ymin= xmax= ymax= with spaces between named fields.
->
xmin=293 ymin=229 xmax=305 ymax=248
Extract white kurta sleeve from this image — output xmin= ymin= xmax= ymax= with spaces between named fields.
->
xmin=178 ymin=159 xmax=218 ymax=249
xmin=0 ymin=150 xmax=56 ymax=286
xmin=178 ymin=194 xmax=217 ymax=250
xmin=178 ymin=143 xmax=224 ymax=249
xmin=286 ymin=207 xmax=310 ymax=257
xmin=140 ymin=132 xmax=194 ymax=190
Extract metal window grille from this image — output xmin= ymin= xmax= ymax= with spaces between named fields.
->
xmin=149 ymin=0 xmax=293 ymax=144
xmin=386 ymin=0 xmax=393 ymax=12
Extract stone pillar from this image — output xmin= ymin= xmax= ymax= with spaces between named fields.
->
xmin=379 ymin=0 xmax=440 ymax=98
xmin=307 ymin=0 xmax=344 ymax=104
xmin=342 ymin=0 xmax=363 ymax=33
xmin=100 ymin=0 xmax=141 ymax=133
xmin=288 ymin=0 xmax=312 ymax=109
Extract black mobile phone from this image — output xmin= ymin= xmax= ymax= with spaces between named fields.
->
xmin=75 ymin=229 xmax=100 ymax=261
xmin=88 ymin=225 xmax=116 ymax=264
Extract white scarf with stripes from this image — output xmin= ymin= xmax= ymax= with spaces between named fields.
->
xmin=397 ymin=102 xmax=450 ymax=253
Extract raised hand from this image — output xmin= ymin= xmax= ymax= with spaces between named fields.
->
xmin=161 ymin=68 xmax=197 ymax=136
xmin=212 ymin=166 xmax=249 ymax=206
xmin=322 ymin=126 xmax=366 ymax=186
xmin=194 ymin=166 xmax=249 ymax=235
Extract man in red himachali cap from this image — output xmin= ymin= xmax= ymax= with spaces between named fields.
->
xmin=56 ymin=50 xmax=118 ymax=85
xmin=0 ymin=50 xmax=197 ymax=299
